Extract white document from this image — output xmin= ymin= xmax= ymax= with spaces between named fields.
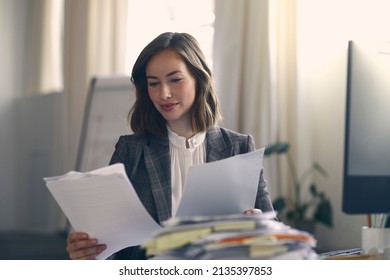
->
xmin=44 ymin=164 xmax=162 ymax=260
xmin=44 ymin=148 xmax=264 ymax=259
xmin=176 ymin=148 xmax=264 ymax=217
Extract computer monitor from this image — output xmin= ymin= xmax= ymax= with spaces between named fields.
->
xmin=343 ymin=40 xmax=390 ymax=214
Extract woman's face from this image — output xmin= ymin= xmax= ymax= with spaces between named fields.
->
xmin=146 ymin=49 xmax=196 ymax=129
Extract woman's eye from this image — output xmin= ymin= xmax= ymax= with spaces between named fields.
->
xmin=148 ymin=82 xmax=159 ymax=87
xmin=170 ymin=78 xmax=182 ymax=83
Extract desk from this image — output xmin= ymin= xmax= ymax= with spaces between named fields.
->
xmin=319 ymin=248 xmax=380 ymax=260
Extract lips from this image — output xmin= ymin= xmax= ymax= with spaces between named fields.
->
xmin=160 ymin=102 xmax=178 ymax=111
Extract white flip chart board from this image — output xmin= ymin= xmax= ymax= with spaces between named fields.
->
xmin=76 ymin=75 xmax=136 ymax=172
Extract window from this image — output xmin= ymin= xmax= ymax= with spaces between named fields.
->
xmin=125 ymin=0 xmax=215 ymax=72
xmin=32 ymin=0 xmax=215 ymax=93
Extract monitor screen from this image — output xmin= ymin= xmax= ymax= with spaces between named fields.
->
xmin=343 ymin=40 xmax=390 ymax=214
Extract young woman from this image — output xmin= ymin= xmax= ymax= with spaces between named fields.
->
xmin=66 ymin=32 xmax=274 ymax=260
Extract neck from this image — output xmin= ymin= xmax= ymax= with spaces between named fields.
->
xmin=167 ymin=121 xmax=194 ymax=140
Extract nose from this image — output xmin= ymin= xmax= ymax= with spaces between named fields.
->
xmin=159 ymin=84 xmax=172 ymax=100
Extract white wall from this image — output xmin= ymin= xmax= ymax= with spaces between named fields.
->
xmin=15 ymin=93 xmax=66 ymax=232
xmin=0 ymin=0 xmax=29 ymax=230
xmin=297 ymin=0 xmax=390 ymax=251
xmin=0 ymin=0 xmax=65 ymax=232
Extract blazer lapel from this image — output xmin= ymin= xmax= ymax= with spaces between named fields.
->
xmin=143 ymin=136 xmax=172 ymax=223
xmin=142 ymin=127 xmax=232 ymax=223
xmin=206 ymin=126 xmax=234 ymax=162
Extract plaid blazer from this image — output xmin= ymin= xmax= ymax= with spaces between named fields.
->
xmin=108 ymin=126 xmax=274 ymax=259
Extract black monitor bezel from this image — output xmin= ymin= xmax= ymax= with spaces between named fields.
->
xmin=342 ymin=40 xmax=390 ymax=214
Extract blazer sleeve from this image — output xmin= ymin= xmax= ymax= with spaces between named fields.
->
xmin=247 ymin=135 xmax=275 ymax=213
xmin=109 ymin=135 xmax=128 ymax=165
xmin=106 ymin=136 xmax=149 ymax=260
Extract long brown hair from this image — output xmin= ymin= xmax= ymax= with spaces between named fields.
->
xmin=129 ymin=32 xmax=221 ymax=137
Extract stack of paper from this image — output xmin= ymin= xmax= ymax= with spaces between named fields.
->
xmin=141 ymin=212 xmax=319 ymax=260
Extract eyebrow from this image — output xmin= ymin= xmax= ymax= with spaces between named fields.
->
xmin=146 ymin=70 xmax=182 ymax=79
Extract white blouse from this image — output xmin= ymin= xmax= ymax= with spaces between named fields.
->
xmin=167 ymin=126 xmax=206 ymax=216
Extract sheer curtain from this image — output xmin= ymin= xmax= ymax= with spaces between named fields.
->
xmin=24 ymin=0 xmax=63 ymax=96
xmin=213 ymin=0 xmax=310 ymax=202
xmin=62 ymin=0 xmax=128 ymax=171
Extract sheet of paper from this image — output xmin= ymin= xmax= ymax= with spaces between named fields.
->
xmin=44 ymin=163 xmax=162 ymax=260
xmin=176 ymin=148 xmax=264 ymax=217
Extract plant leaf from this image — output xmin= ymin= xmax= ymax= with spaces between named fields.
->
xmin=286 ymin=210 xmax=295 ymax=220
xmin=309 ymin=184 xmax=317 ymax=196
xmin=297 ymin=204 xmax=308 ymax=219
xmin=313 ymin=162 xmax=328 ymax=177
xmin=275 ymin=142 xmax=289 ymax=153
xmin=272 ymin=197 xmax=286 ymax=212
xmin=264 ymin=144 xmax=277 ymax=156
xmin=314 ymin=199 xmax=333 ymax=227
xmin=264 ymin=142 xmax=289 ymax=156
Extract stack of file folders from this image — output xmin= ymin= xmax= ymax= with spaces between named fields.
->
xmin=141 ymin=212 xmax=319 ymax=260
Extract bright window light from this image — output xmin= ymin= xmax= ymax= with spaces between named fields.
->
xmin=125 ymin=0 xmax=215 ymax=73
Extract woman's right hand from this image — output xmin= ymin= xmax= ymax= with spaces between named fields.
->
xmin=66 ymin=232 xmax=107 ymax=260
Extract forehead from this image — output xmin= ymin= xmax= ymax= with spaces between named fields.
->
xmin=146 ymin=49 xmax=189 ymax=75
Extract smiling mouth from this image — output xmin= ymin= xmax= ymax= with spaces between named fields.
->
xmin=161 ymin=103 xmax=178 ymax=111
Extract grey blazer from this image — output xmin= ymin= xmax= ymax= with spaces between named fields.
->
xmin=108 ymin=126 xmax=274 ymax=259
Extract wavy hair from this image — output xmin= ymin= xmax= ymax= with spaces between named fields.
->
xmin=129 ymin=32 xmax=222 ymax=137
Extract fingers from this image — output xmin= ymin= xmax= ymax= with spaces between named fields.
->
xmin=243 ymin=208 xmax=263 ymax=215
xmin=68 ymin=243 xmax=107 ymax=260
xmin=66 ymin=232 xmax=107 ymax=260
xmin=67 ymin=232 xmax=89 ymax=243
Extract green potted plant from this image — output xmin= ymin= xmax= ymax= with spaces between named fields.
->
xmin=264 ymin=142 xmax=333 ymax=233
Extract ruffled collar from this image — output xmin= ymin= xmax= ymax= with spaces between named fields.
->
xmin=167 ymin=126 xmax=206 ymax=149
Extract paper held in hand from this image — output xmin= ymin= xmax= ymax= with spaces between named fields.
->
xmin=43 ymin=148 xmax=264 ymax=259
